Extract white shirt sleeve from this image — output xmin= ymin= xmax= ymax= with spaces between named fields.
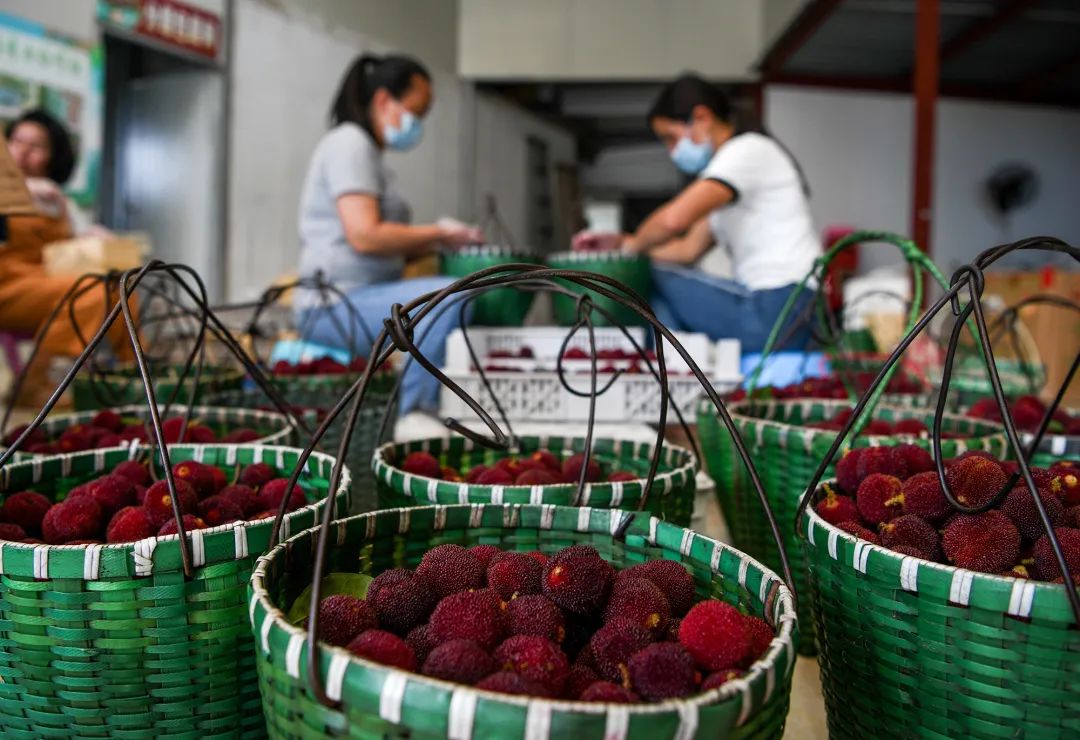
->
xmin=699 ymin=134 xmax=778 ymax=201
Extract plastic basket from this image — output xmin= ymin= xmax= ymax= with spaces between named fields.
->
xmin=801 ymin=481 xmax=1080 ymax=738
xmin=372 ymin=434 xmax=697 ymax=525
xmin=441 ymin=246 xmax=539 ymax=326
xmin=208 ymin=372 xmax=396 ymax=515
xmin=697 ymin=398 xmax=1008 ymax=653
xmin=547 ymin=252 xmax=652 ymax=327
xmin=248 ymin=503 xmax=797 ymax=739
xmin=72 ymin=362 xmax=245 ymax=411
xmin=5 ymin=403 xmax=295 ymax=454
xmin=0 ymin=444 xmax=351 ymax=738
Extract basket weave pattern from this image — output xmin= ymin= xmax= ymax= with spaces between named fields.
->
xmin=0 ymin=444 xmax=350 ymax=738
xmin=249 ymin=503 xmax=797 ymax=739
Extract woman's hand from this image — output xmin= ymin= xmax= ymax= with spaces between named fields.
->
xmin=571 ymin=230 xmax=624 ymax=252
xmin=25 ymin=177 xmax=67 ymax=219
xmin=438 ymin=222 xmax=484 ymax=247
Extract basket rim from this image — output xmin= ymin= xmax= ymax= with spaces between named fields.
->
xmin=248 ymin=503 xmax=797 ymax=722
xmin=0 ymin=443 xmax=350 ymax=576
xmin=442 ymin=245 xmax=538 ymax=259
xmin=546 ymin=250 xmax=648 ymax=265
xmin=717 ymin=397 xmax=1007 ymax=444
xmin=372 ymin=434 xmax=697 ymax=495
xmin=75 ymin=362 xmax=246 ymax=382
xmin=21 ymin=403 xmax=295 ymax=448
xmin=801 ymin=482 xmax=1077 ymax=621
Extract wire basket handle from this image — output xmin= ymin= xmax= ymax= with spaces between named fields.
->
xmin=287 ymin=263 xmax=795 ymax=708
xmin=793 ymin=236 xmax=1080 ymax=624
xmin=748 ymin=230 xmax=951 ymax=432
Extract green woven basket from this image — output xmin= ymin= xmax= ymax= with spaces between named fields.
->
xmin=1020 ymin=430 xmax=1080 ymax=469
xmin=801 ymin=481 xmax=1080 ymax=739
xmin=938 ymin=357 xmax=1046 ymax=407
xmin=547 ymin=252 xmax=652 ymax=327
xmin=373 ymin=435 xmax=697 ymax=526
xmin=72 ymin=363 xmax=245 ymax=411
xmin=0 ymin=444 xmax=351 ymax=739
xmin=248 ymin=503 xmax=797 ymax=739
xmin=697 ymin=398 xmax=1008 ymax=654
xmin=209 ymin=371 xmax=396 ymax=515
xmin=5 ymin=404 xmax=295 ymax=454
xmin=441 ymin=247 xmax=539 ymax=326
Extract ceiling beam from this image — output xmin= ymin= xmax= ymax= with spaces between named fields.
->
xmin=760 ymin=0 xmax=845 ymax=77
xmin=1020 ymin=49 xmax=1080 ymax=92
xmin=940 ymin=0 xmax=1037 ymax=61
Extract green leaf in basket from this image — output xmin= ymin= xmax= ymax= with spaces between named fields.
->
xmin=120 ymin=416 xmax=143 ymax=425
xmin=286 ymin=573 xmax=373 ymax=625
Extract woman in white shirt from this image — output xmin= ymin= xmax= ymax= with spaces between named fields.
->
xmin=295 ymin=54 xmax=481 ymax=413
xmin=574 ymin=75 xmax=820 ymax=353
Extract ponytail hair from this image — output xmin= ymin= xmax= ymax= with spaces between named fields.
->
xmin=331 ymin=53 xmax=431 ymax=134
xmin=648 ymin=73 xmax=810 ymax=196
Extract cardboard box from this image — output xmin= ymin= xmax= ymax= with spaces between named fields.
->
xmin=42 ymin=234 xmax=148 ymax=276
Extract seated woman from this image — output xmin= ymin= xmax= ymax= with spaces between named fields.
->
xmin=574 ymin=75 xmax=820 ymax=354
xmin=0 ymin=109 xmax=131 ymax=382
xmin=294 ymin=54 xmax=481 ymax=414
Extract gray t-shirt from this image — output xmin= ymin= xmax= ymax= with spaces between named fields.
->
xmin=296 ymin=123 xmax=411 ymax=306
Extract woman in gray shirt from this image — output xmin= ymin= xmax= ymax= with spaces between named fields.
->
xmin=296 ymin=54 xmax=480 ymax=413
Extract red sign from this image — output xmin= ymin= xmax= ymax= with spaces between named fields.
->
xmin=136 ymin=0 xmax=220 ymax=60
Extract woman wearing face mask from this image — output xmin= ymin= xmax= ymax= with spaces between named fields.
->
xmin=573 ymin=75 xmax=819 ymax=353
xmin=295 ymin=54 xmax=481 ymax=414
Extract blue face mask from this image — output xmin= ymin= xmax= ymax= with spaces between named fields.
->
xmin=384 ymin=110 xmax=423 ymax=151
xmin=669 ymin=131 xmax=715 ymax=175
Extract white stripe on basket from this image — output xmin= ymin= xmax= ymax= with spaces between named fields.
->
xmin=285 ymin=633 xmax=304 ymax=678
xmin=275 ymin=448 xmax=286 ymax=470
xmin=93 ymin=448 xmax=105 ymax=469
xmin=604 ymin=705 xmax=630 ymax=740
xmin=336 ymin=522 xmax=348 ymax=547
xmin=127 ymin=438 xmax=141 ymax=460
xmin=953 ymin=440 xmax=968 ymax=456
xmin=524 ymin=701 xmax=551 ymax=740
xmin=447 ymin=688 xmax=477 ymax=740
xmin=279 ymin=516 xmax=291 ymax=542
xmin=83 ymin=544 xmax=102 ymax=580
xmin=384 ymin=464 xmax=393 ymax=487
xmin=458 ymin=482 xmax=470 ymax=505
xmin=234 ymin=523 xmax=249 ymax=558
xmin=578 ymin=483 xmax=592 ymax=507
xmin=610 ymin=481 xmax=624 ymax=507
xmin=60 ymin=455 xmax=72 ymax=478
xmin=711 ymin=543 xmax=723 ymax=572
xmin=379 ymin=672 xmax=408 ymax=724
xmin=540 ymin=505 xmax=555 ymax=530
xmin=735 ymin=677 xmax=754 ymax=726
xmin=491 ymin=486 xmax=504 ymax=505
xmin=366 ymin=515 xmax=378 ymax=540
xmin=530 ymin=486 xmax=544 ymax=505
xmin=738 ymin=558 xmax=749 ymax=588
xmin=674 ymin=703 xmax=699 ymax=740
xmin=225 ymin=445 xmax=238 ymax=466
xmin=609 ymin=511 xmax=628 ymax=537
xmin=133 ymin=537 xmax=157 ymax=576
xmin=325 ymin=653 xmax=350 ymax=702
xmin=398 ymin=509 xmax=411 ymax=534
xmin=899 ymin=557 xmax=920 ymax=592
xmin=577 ymin=507 xmax=591 ymax=532
xmin=434 ymin=506 xmax=448 ymax=531
xmin=503 ymin=506 xmax=519 ymax=529
xmin=427 ymin=478 xmax=439 ymax=503
xmin=827 ymin=530 xmax=839 ymax=560
xmin=191 ymin=528 xmax=206 ymax=567
xmin=949 ymin=570 xmax=974 ymax=605
xmin=1052 ymin=435 xmax=1066 ymax=455
xmin=0 ymin=546 xmax=4 ymax=575
xmin=193 ymin=445 xmax=206 ymax=463
xmin=259 ymin=612 xmax=275 ymax=654
xmin=402 ymin=474 xmax=413 ymax=499
xmin=249 ymin=595 xmax=259 ymax=628
xmin=33 ymin=546 xmax=48 ymax=579
xmin=1008 ymin=579 xmax=1036 ymax=618
xmin=680 ymin=530 xmax=694 ymax=557
xmin=764 ymin=662 xmax=776 ymax=702
xmin=759 ymin=575 xmax=770 ymax=604
xmin=807 ymin=517 xmax=816 ymax=545
xmin=853 ymin=541 xmax=871 ymax=574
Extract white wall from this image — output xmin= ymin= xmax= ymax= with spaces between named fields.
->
xmin=765 ymin=85 xmax=1080 ymax=274
xmin=580 ymin=142 xmax=684 ymax=196
xmin=459 ymin=0 xmax=764 ymax=81
xmin=2 ymin=0 xmax=96 ymax=41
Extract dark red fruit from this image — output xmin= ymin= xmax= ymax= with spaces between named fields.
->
xmin=401 ymin=451 xmax=441 ymax=478
xmin=603 ymin=576 xmax=671 ymax=637
xmin=368 ymin=569 xmax=438 ymax=635
xmin=543 ymin=545 xmax=614 ymax=616
xmin=679 ymin=600 xmax=750 ymax=671
xmin=856 ymin=474 xmax=903 ymax=526
xmin=1 ymin=491 xmax=52 ymax=535
xmin=219 ymin=484 xmax=260 ymax=517
xmin=316 ymin=595 xmax=377 ymax=647
xmin=429 ymin=589 xmax=505 ymax=651
xmin=346 ymin=629 xmax=416 ymax=672
xmin=702 ymin=670 xmax=743 ymax=691
xmin=91 ymin=410 xmax=124 ymax=432
xmin=942 ymin=511 xmax=1020 ymax=574
xmin=566 ymin=664 xmax=601 ymax=699
xmin=423 ymin=639 xmax=496 ymax=684
xmin=106 ymin=506 xmax=155 ymax=543
xmin=836 ymin=520 xmax=880 ymax=544
xmin=0 ymin=522 xmax=27 ymax=541
xmin=897 ymin=471 xmax=952 ymax=523
xmin=1033 ymin=528 xmax=1080 ymax=581
xmin=580 ymin=681 xmax=639 ymax=703
xmin=475 ymin=671 xmax=551 ymax=697
xmin=562 ymin=453 xmax=602 ymax=483
xmin=143 ymin=479 xmax=198 ymax=527
xmin=617 ymin=559 xmax=696 ymax=617
xmin=257 ymin=479 xmax=306 ymax=513
xmin=743 ymin=616 xmax=774 ymax=667
xmin=946 ymin=456 xmax=1008 ymax=509
xmin=590 ymin=617 xmax=652 ymax=684
xmin=494 ymin=635 xmax=570 ymax=694
xmin=157 ymin=514 xmax=207 ymax=536
xmin=515 ymin=468 xmax=559 ymax=486
xmin=835 ymin=448 xmax=864 ymax=495
xmin=112 ymin=461 xmax=150 ymax=486
xmin=198 ymin=495 xmax=244 ymax=527
xmin=467 ymin=544 xmax=501 ymax=570
xmin=1001 ymin=484 xmax=1065 ymax=541
xmin=238 ymin=462 xmax=276 ymax=489
xmin=815 ymin=488 xmax=860 ymax=527
xmin=880 ymin=515 xmax=941 ymax=560
xmin=628 ymin=643 xmax=699 ymax=700
xmin=416 ymin=544 xmax=486 ymax=598
xmin=505 ymin=594 xmax=565 ymax=643
xmin=405 ymin=624 xmax=436 ymax=666
xmin=476 ymin=467 xmax=513 ymax=485
xmin=42 ymin=497 xmax=103 ymax=544
xmin=88 ymin=475 xmax=137 ymax=518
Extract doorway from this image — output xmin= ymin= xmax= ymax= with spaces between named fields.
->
xmin=101 ymin=34 xmax=226 ymax=300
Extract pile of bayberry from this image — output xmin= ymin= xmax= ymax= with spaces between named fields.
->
xmin=309 ymin=543 xmax=774 ymax=702
xmin=398 ymin=449 xmax=640 ymax=486
xmin=271 ymin=356 xmax=369 ymax=376
xmin=966 ymin=395 xmax=1080 ymax=436
xmin=730 ymin=372 xmax=924 ymax=402
xmin=815 ymin=445 xmax=1080 ymax=581
xmin=0 ymin=459 xmax=310 ymax=544
xmin=2 ymin=410 xmax=262 ymax=455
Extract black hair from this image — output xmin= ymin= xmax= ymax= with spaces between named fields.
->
xmin=5 ymin=108 xmax=77 ymax=185
xmin=648 ymin=74 xmax=809 ymax=195
xmin=331 ymin=54 xmax=431 ymax=136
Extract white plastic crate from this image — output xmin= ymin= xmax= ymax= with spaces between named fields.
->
xmin=439 ymin=327 xmax=740 ymax=424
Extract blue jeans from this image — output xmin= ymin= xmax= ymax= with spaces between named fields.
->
xmin=295 ymin=276 xmax=469 ymax=414
xmin=650 ymin=264 xmax=814 ymax=354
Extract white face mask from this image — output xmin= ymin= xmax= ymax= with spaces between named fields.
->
xmin=383 ymin=107 xmax=424 ymax=151
xmin=669 ymin=125 xmax=716 ymax=175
